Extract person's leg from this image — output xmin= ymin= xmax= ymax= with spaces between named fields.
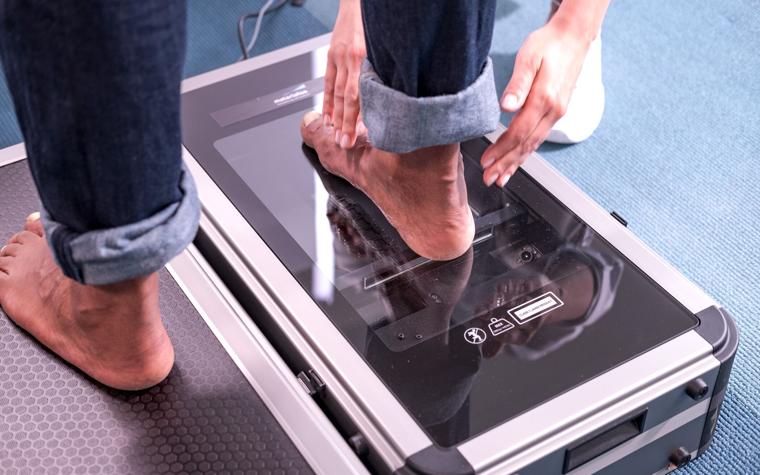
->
xmin=302 ymin=0 xmax=500 ymax=260
xmin=0 ymin=1 xmax=199 ymax=390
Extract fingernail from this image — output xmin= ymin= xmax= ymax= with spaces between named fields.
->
xmin=498 ymin=174 xmax=511 ymax=187
xmin=334 ymin=130 xmax=341 ymax=144
xmin=340 ymin=133 xmax=351 ymax=149
xmin=323 ymin=114 xmax=331 ymax=127
xmin=26 ymin=211 xmax=40 ymax=221
xmin=482 ymin=156 xmax=496 ymax=168
xmin=502 ymin=94 xmax=519 ymax=110
xmin=485 ymin=172 xmax=499 ymax=186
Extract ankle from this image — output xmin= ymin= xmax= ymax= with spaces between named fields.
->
xmin=399 ymin=143 xmax=461 ymax=180
xmin=71 ymin=273 xmax=160 ymax=327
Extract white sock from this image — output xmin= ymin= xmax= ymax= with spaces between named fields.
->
xmin=546 ymin=33 xmax=605 ymax=144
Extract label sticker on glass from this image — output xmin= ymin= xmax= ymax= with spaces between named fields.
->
xmin=508 ymin=291 xmax=564 ymax=324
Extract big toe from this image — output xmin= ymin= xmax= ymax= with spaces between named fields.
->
xmin=300 ymin=111 xmax=324 ymax=149
xmin=24 ymin=212 xmax=44 ymax=237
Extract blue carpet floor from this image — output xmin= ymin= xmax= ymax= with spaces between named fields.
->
xmin=0 ymin=1 xmax=757 ymax=473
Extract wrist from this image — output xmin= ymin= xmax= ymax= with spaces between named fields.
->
xmin=549 ymin=0 xmax=607 ymax=45
xmin=549 ymin=11 xmax=595 ymax=46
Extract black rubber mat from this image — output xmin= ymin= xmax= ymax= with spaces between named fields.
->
xmin=0 ymin=160 xmax=313 ymax=474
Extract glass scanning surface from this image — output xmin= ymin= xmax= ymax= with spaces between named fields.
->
xmin=183 ymin=62 xmax=698 ymax=447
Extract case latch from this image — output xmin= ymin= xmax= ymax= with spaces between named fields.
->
xmin=297 ymin=369 xmax=326 ymax=396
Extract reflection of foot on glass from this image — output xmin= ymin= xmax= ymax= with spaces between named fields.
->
xmin=304 ymin=0 xmax=501 ymax=261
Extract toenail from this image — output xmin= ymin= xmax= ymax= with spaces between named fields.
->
xmin=301 ymin=111 xmax=321 ymax=128
xmin=485 ymin=172 xmax=499 ymax=187
xmin=499 ymin=174 xmax=512 ymax=187
xmin=26 ymin=211 xmax=40 ymax=222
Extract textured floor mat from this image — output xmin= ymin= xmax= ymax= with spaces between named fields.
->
xmin=0 ymin=160 xmax=313 ymax=474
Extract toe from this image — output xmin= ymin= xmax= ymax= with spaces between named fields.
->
xmin=8 ymin=230 xmax=40 ymax=245
xmin=0 ymin=243 xmax=21 ymax=257
xmin=0 ymin=256 xmax=12 ymax=273
xmin=300 ymin=111 xmax=324 ymax=148
xmin=24 ymin=212 xmax=44 ymax=237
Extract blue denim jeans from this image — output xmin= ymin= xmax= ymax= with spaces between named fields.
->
xmin=0 ymin=1 xmax=199 ymax=285
xmin=360 ymin=0 xmax=501 ymax=153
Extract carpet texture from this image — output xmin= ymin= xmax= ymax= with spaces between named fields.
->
xmin=0 ymin=1 xmax=756 ymax=473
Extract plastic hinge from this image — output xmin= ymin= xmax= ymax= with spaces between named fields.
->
xmin=610 ymin=211 xmax=628 ymax=227
xmin=296 ymin=369 xmax=326 ymax=396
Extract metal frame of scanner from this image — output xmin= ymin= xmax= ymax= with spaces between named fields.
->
xmin=178 ymin=34 xmax=737 ymax=475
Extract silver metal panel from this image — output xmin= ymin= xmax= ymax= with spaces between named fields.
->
xmin=180 ymin=34 xmax=721 ymax=472
xmin=181 ymin=34 xmax=331 ymax=94
xmin=566 ymin=400 xmax=709 ymax=475
xmin=485 ymin=127 xmax=717 ymax=314
xmin=168 ymin=245 xmax=368 ymax=475
xmin=0 ymin=142 xmax=26 ymax=167
xmin=464 ymin=331 xmax=718 ymax=473
xmin=184 ymin=149 xmax=431 ymax=470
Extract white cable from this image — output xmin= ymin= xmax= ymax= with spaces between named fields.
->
xmin=244 ymin=0 xmax=275 ymax=58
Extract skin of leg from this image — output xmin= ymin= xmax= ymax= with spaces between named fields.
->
xmin=0 ymin=215 xmax=174 ymax=391
xmin=301 ymin=111 xmax=475 ymax=261
xmin=0 ymin=2 xmax=188 ymax=390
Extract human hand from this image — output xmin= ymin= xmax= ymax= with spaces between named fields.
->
xmin=323 ymin=0 xmax=366 ymax=149
xmin=481 ymin=19 xmax=593 ymax=187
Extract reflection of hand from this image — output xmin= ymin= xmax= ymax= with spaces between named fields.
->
xmin=478 ymin=261 xmax=596 ymax=359
xmin=323 ymin=0 xmax=366 ymax=150
xmin=476 ymin=275 xmax=548 ymax=358
xmin=481 ymin=14 xmax=598 ymax=187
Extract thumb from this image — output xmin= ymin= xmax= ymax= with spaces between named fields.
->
xmin=501 ymin=48 xmax=540 ymax=112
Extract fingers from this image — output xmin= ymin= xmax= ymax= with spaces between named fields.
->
xmin=501 ymin=38 xmax=542 ymax=112
xmin=480 ymin=98 xmax=546 ymax=185
xmin=322 ymin=60 xmax=337 ymax=125
xmin=332 ymin=65 xmax=348 ymax=143
xmin=483 ymin=63 xmax=570 ymax=187
xmin=339 ymin=64 xmax=362 ymax=148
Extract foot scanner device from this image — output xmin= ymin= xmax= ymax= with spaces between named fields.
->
xmin=0 ymin=35 xmax=738 ymax=474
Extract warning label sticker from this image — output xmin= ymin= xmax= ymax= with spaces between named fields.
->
xmin=508 ymin=291 xmax=564 ymax=324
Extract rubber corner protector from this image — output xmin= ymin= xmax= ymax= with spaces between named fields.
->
xmin=694 ymin=306 xmax=739 ymax=363
xmin=394 ymin=446 xmax=474 ymax=475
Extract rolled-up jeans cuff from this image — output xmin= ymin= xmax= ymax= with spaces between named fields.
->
xmin=42 ymin=165 xmax=200 ymax=285
xmin=359 ymin=57 xmax=501 ymax=153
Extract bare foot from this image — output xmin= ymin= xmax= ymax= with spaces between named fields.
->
xmin=301 ymin=111 xmax=475 ymax=261
xmin=0 ymin=214 xmax=174 ymax=391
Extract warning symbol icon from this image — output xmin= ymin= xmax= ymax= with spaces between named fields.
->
xmin=488 ymin=317 xmax=514 ymax=336
xmin=463 ymin=327 xmax=487 ymax=345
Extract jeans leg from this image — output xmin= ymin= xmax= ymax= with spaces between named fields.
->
xmin=0 ymin=0 xmax=200 ymax=285
xmin=359 ymin=0 xmax=501 ymax=152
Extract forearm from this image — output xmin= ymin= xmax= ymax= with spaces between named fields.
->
xmin=551 ymin=0 xmax=611 ymax=44
xmin=340 ymin=0 xmax=360 ymax=9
